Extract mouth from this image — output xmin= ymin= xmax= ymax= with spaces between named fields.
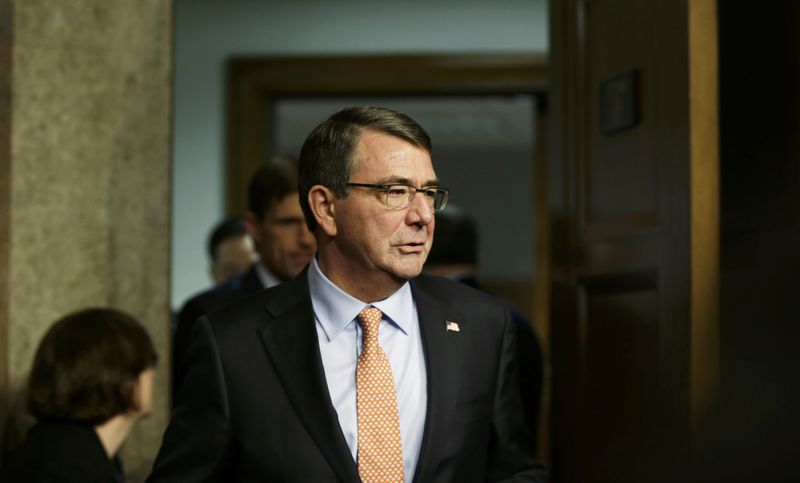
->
xmin=397 ymin=241 xmax=426 ymax=254
xmin=292 ymin=252 xmax=314 ymax=264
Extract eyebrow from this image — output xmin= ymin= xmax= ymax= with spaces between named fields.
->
xmin=375 ymin=175 xmax=441 ymax=187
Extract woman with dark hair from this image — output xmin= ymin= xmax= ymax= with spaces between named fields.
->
xmin=0 ymin=308 xmax=157 ymax=482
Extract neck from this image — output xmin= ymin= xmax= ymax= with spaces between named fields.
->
xmin=317 ymin=249 xmax=403 ymax=303
xmin=94 ymin=412 xmax=138 ymax=458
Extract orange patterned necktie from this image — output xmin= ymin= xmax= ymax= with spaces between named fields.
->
xmin=356 ymin=306 xmax=405 ymax=483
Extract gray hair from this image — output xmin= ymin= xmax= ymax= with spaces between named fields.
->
xmin=298 ymin=106 xmax=432 ymax=231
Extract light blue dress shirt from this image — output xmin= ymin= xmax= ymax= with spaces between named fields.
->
xmin=308 ymin=258 xmax=427 ymax=483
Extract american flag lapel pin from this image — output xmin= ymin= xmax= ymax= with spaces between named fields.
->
xmin=446 ymin=321 xmax=460 ymax=333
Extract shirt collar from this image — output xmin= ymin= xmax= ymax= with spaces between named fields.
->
xmin=308 ymin=257 xmax=413 ymax=342
xmin=255 ymin=262 xmax=281 ymax=289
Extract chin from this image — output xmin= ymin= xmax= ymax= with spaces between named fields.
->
xmin=390 ymin=265 xmax=424 ymax=281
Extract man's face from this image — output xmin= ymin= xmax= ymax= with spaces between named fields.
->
xmin=332 ymin=130 xmax=437 ymax=286
xmin=248 ymin=193 xmax=316 ymax=281
xmin=211 ymin=234 xmax=257 ymax=284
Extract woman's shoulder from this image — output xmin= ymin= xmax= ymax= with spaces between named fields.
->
xmin=1 ymin=422 xmax=116 ymax=483
xmin=24 ymin=421 xmax=100 ymax=451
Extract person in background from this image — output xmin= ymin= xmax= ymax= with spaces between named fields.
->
xmin=206 ymin=216 xmax=258 ymax=286
xmin=423 ymin=207 xmax=544 ymax=453
xmin=168 ymin=218 xmax=255 ymax=346
xmin=0 ymin=308 xmax=157 ymax=483
xmin=172 ymin=156 xmax=316 ymax=391
xmin=148 ymin=106 xmax=545 ymax=482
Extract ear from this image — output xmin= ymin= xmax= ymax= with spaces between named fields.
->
xmin=243 ymin=211 xmax=262 ymax=242
xmin=308 ymin=185 xmax=337 ymax=237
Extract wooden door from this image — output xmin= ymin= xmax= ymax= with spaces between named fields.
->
xmin=548 ymin=0 xmax=719 ymax=481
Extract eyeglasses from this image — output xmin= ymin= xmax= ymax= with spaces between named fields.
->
xmin=347 ymin=183 xmax=450 ymax=211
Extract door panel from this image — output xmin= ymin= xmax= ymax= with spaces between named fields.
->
xmin=549 ymin=0 xmax=718 ymax=481
xmin=581 ymin=282 xmax=661 ymax=481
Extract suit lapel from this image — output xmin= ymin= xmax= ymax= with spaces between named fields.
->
xmin=257 ymin=272 xmax=359 ymax=483
xmin=411 ymin=277 xmax=467 ymax=483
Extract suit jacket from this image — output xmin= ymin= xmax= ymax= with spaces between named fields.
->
xmin=457 ymin=275 xmax=544 ymax=453
xmin=172 ymin=265 xmax=265 ymax=389
xmin=149 ymin=270 xmax=546 ymax=482
xmin=0 ymin=422 xmax=120 ymax=483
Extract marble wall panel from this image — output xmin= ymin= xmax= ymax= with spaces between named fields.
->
xmin=4 ymin=1 xmax=172 ymax=479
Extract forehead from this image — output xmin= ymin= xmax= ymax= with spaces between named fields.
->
xmin=352 ymin=130 xmax=436 ymax=183
xmin=216 ymin=234 xmax=250 ymax=251
xmin=267 ymin=193 xmax=303 ymax=218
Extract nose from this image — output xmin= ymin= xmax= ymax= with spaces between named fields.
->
xmin=406 ymin=191 xmax=435 ymax=227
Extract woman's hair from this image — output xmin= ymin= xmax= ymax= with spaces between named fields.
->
xmin=26 ymin=308 xmax=158 ymax=425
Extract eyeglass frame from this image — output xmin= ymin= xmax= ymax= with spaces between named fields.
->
xmin=346 ymin=182 xmax=450 ymax=211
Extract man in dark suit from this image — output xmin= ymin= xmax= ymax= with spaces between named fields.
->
xmin=423 ymin=208 xmax=545 ymax=454
xmin=149 ymin=106 xmax=546 ymax=482
xmin=172 ymin=158 xmax=316 ymax=389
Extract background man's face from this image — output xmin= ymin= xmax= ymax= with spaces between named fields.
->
xmin=249 ymin=193 xmax=316 ymax=281
xmin=332 ymin=130 xmax=437 ymax=285
xmin=211 ymin=234 xmax=257 ymax=284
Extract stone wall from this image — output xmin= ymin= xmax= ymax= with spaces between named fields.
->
xmin=0 ymin=1 xmax=172 ymax=480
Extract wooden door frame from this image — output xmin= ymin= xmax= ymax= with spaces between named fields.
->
xmin=225 ymin=53 xmax=547 ymax=215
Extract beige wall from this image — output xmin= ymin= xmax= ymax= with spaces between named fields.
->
xmin=0 ymin=1 xmax=172 ymax=480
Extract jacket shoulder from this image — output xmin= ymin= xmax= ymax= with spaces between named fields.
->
xmin=412 ymin=273 xmax=504 ymax=307
xmin=1 ymin=423 xmax=115 ymax=482
xmin=204 ymin=273 xmax=309 ymax=333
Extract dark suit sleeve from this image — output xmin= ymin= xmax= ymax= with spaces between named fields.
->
xmin=513 ymin=310 xmax=544 ymax=453
xmin=486 ymin=306 xmax=548 ymax=482
xmin=148 ymin=317 xmax=233 ymax=483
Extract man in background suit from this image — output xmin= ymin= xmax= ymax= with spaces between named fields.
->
xmin=206 ymin=216 xmax=258 ymax=286
xmin=149 ymin=106 xmax=546 ymax=482
xmin=172 ymin=157 xmax=316 ymax=389
xmin=423 ymin=207 xmax=544 ymax=454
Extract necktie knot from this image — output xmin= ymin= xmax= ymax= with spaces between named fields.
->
xmin=358 ymin=306 xmax=383 ymax=342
